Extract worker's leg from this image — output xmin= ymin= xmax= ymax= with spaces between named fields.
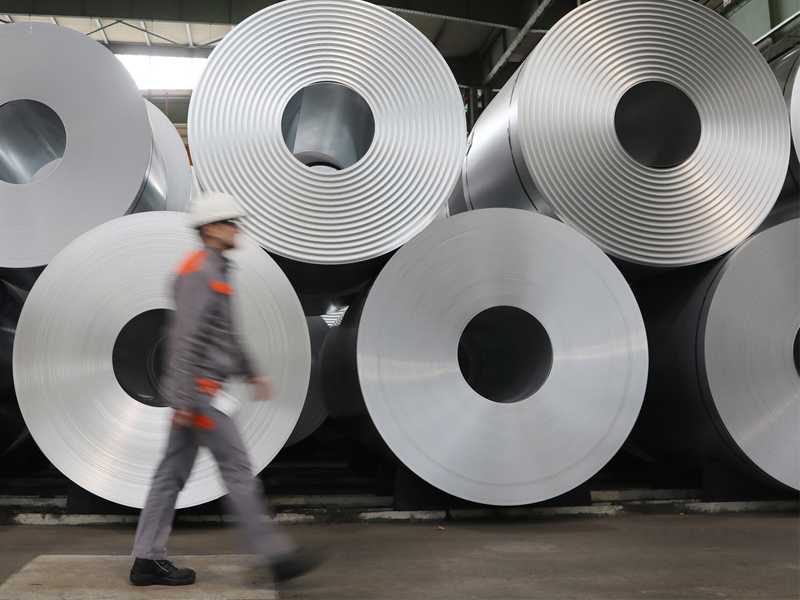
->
xmin=201 ymin=409 xmax=297 ymax=564
xmin=132 ymin=427 xmax=199 ymax=560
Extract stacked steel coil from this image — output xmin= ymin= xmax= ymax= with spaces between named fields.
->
xmin=457 ymin=0 xmax=790 ymax=269
xmin=284 ymin=316 xmax=331 ymax=447
xmin=0 ymin=23 xmax=192 ymax=289
xmin=321 ymin=209 xmax=648 ymax=505
xmin=13 ymin=213 xmax=310 ymax=508
xmin=632 ymin=219 xmax=799 ymax=491
xmin=189 ymin=0 xmax=465 ymax=313
xmin=771 ymin=47 xmax=800 ymax=191
xmin=5 ymin=0 xmax=800 ymax=508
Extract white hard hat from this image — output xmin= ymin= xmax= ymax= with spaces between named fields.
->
xmin=188 ymin=191 xmax=248 ymax=228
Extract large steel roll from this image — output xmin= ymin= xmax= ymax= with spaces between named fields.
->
xmin=632 ymin=218 xmax=800 ymax=491
xmin=141 ymin=100 xmax=193 ymax=213
xmin=0 ymin=24 xmax=150 ymax=275
xmin=189 ymin=0 xmax=465 ymax=313
xmin=13 ymin=212 xmax=310 ymax=508
xmin=771 ymin=47 xmax=800 ymax=192
xmin=321 ymin=209 xmax=648 ymax=505
xmin=284 ymin=316 xmax=330 ymax=447
xmin=0 ymin=282 xmax=22 ymax=393
xmin=460 ymin=0 xmax=790 ymax=268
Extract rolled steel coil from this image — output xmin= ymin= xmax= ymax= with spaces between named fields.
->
xmin=284 ymin=316 xmax=331 ymax=447
xmin=0 ymin=282 xmax=22 ymax=393
xmin=321 ymin=209 xmax=648 ymax=505
xmin=142 ymin=100 xmax=193 ymax=213
xmin=460 ymin=0 xmax=790 ymax=268
xmin=13 ymin=212 xmax=310 ymax=508
xmin=771 ymin=47 xmax=800 ymax=191
xmin=632 ymin=218 xmax=800 ymax=490
xmin=0 ymin=24 xmax=193 ymax=288
xmin=189 ymin=0 xmax=465 ymax=311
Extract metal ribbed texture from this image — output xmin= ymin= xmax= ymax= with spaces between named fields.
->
xmin=13 ymin=213 xmax=310 ymax=508
xmin=189 ymin=0 xmax=465 ymax=266
xmin=324 ymin=209 xmax=648 ymax=505
xmin=0 ymin=23 xmax=152 ymax=270
xmin=464 ymin=0 xmax=790 ymax=268
xmin=632 ymin=218 xmax=799 ymax=491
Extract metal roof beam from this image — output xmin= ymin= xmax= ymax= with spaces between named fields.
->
xmin=0 ymin=1 xmax=527 ymax=27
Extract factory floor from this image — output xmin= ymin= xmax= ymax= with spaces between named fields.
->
xmin=0 ymin=512 xmax=797 ymax=599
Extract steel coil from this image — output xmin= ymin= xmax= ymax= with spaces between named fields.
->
xmin=0 ymin=282 xmax=21 ymax=393
xmin=633 ymin=218 xmax=799 ymax=490
xmin=771 ymin=47 xmax=800 ymax=191
xmin=322 ymin=209 xmax=648 ymax=505
xmin=0 ymin=23 xmax=151 ymax=272
xmin=13 ymin=212 xmax=310 ymax=508
xmin=143 ymin=100 xmax=193 ymax=213
xmin=189 ymin=0 xmax=465 ymax=311
xmin=461 ymin=0 xmax=790 ymax=268
xmin=284 ymin=316 xmax=330 ymax=447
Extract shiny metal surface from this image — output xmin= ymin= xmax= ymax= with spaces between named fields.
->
xmin=0 ymin=282 xmax=22 ymax=393
xmin=771 ymin=47 xmax=800 ymax=191
xmin=700 ymin=219 xmax=800 ymax=489
xmin=0 ymin=23 xmax=152 ymax=270
xmin=328 ymin=209 xmax=648 ymax=505
xmin=464 ymin=0 xmax=790 ymax=268
xmin=285 ymin=316 xmax=331 ymax=447
xmin=0 ymin=100 xmax=65 ymax=185
xmin=189 ymin=0 xmax=465 ymax=266
xmin=142 ymin=100 xmax=193 ymax=213
xmin=13 ymin=212 xmax=310 ymax=508
xmin=632 ymin=219 xmax=800 ymax=491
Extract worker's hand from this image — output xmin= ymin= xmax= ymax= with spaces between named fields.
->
xmin=172 ymin=409 xmax=193 ymax=430
xmin=250 ymin=376 xmax=272 ymax=401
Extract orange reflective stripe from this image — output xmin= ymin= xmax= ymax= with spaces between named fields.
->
xmin=196 ymin=378 xmax=220 ymax=395
xmin=175 ymin=250 xmax=208 ymax=277
xmin=192 ymin=414 xmax=217 ymax=430
xmin=209 ymin=280 xmax=234 ymax=295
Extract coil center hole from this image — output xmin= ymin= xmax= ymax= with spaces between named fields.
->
xmin=458 ymin=306 xmax=553 ymax=404
xmin=0 ymin=99 xmax=66 ymax=185
xmin=793 ymin=328 xmax=800 ymax=379
xmin=614 ymin=81 xmax=701 ymax=169
xmin=112 ymin=309 xmax=172 ymax=407
xmin=281 ymin=83 xmax=375 ymax=172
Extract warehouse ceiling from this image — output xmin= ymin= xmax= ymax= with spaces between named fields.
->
xmin=0 ymin=0 xmax=797 ymax=88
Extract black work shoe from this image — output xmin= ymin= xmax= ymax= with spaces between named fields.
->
xmin=130 ymin=558 xmax=196 ymax=586
xmin=272 ymin=548 xmax=326 ymax=582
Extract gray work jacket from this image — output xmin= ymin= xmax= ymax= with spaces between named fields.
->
xmin=161 ymin=245 xmax=256 ymax=413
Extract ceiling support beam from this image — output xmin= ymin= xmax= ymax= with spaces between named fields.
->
xmin=185 ymin=22 xmax=194 ymax=47
xmin=95 ymin=18 xmax=109 ymax=44
xmin=482 ymin=0 xmax=554 ymax=85
xmin=140 ymin=20 xmax=151 ymax=46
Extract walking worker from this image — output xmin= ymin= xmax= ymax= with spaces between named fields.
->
xmin=130 ymin=191 xmax=322 ymax=586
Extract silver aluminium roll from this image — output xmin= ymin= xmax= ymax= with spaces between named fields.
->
xmin=140 ymin=100 xmax=194 ymax=213
xmin=189 ymin=0 xmax=465 ymax=267
xmin=632 ymin=219 xmax=800 ymax=491
xmin=13 ymin=212 xmax=310 ymax=508
xmin=771 ymin=46 xmax=800 ymax=190
xmin=285 ymin=316 xmax=331 ymax=447
xmin=327 ymin=209 xmax=648 ymax=505
xmin=0 ymin=23 xmax=152 ymax=271
xmin=462 ymin=0 xmax=790 ymax=268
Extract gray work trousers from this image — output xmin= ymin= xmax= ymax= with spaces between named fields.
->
xmin=132 ymin=407 xmax=297 ymax=565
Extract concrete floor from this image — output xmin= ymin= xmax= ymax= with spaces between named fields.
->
xmin=0 ymin=513 xmax=798 ymax=599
